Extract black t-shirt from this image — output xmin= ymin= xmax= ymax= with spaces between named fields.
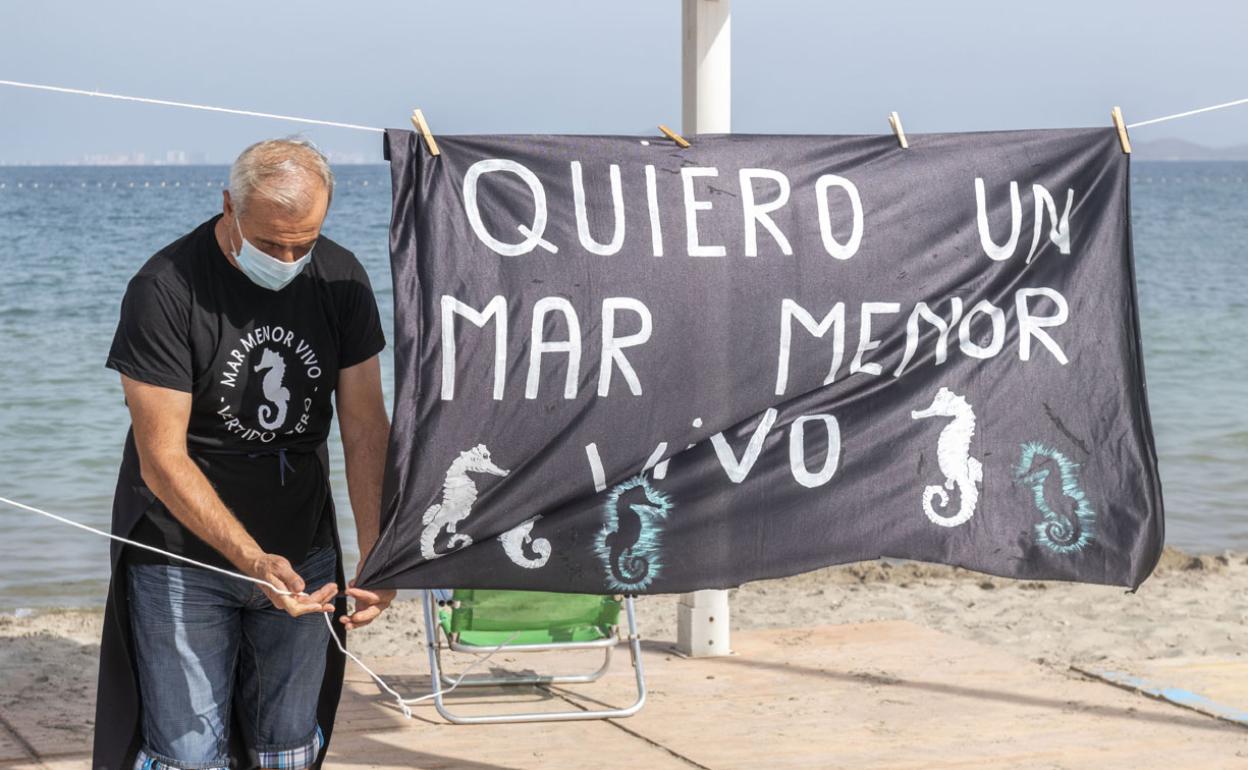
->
xmin=106 ymin=213 xmax=386 ymax=570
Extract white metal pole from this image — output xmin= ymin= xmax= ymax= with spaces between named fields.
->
xmin=681 ymin=0 xmax=732 ymax=135
xmin=676 ymin=0 xmax=732 ymax=658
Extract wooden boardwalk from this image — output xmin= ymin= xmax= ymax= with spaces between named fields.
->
xmin=4 ymin=620 xmax=1247 ymax=769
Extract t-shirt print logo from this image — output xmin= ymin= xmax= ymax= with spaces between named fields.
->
xmin=216 ymin=324 xmax=323 ymax=443
xmin=254 ymin=348 xmax=291 ymax=430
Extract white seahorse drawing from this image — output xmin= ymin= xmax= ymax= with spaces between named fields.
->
xmin=253 ymin=348 xmax=290 ymax=430
xmin=420 ymin=444 xmax=510 ymax=560
xmin=910 ymin=387 xmax=983 ymax=528
xmin=498 ymin=515 xmax=551 ymax=569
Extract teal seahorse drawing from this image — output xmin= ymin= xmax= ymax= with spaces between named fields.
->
xmin=594 ymin=475 xmax=672 ymax=592
xmin=1014 ymin=442 xmax=1096 ymax=554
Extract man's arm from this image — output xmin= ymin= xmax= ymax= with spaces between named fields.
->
xmin=120 ymin=374 xmax=335 ymax=616
xmin=335 ymin=354 xmax=395 ymax=629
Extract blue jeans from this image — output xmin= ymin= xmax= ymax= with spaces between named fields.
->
xmin=126 ymin=545 xmax=337 ymax=770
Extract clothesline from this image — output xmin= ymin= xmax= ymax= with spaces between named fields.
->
xmin=1125 ymin=97 xmax=1248 ymax=128
xmin=1 ymin=78 xmax=1245 ymax=135
xmin=0 ymin=80 xmax=385 ymax=133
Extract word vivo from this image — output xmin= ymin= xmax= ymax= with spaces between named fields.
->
xmin=585 ymin=409 xmax=843 ymax=493
xmin=461 ymin=158 xmax=1075 ymax=264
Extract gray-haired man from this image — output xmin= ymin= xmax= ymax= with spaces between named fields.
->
xmin=92 ymin=138 xmax=395 ymax=770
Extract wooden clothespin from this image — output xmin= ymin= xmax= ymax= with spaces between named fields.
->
xmin=1111 ymin=106 xmax=1131 ymax=154
xmin=658 ymin=124 xmax=691 ymax=148
xmin=410 ymin=109 xmax=440 ymax=157
xmin=888 ymin=111 xmax=909 ymax=149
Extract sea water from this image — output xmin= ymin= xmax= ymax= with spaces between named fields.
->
xmin=0 ymin=163 xmax=1244 ymax=610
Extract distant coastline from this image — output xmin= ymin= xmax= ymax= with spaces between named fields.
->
xmin=1131 ymin=138 xmax=1248 ymax=161
xmin=0 ymin=161 xmax=387 ymax=168
xmin=4 ymin=137 xmax=1248 ymax=167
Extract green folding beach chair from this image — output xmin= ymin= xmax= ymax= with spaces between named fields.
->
xmin=421 ymin=588 xmax=647 ymax=724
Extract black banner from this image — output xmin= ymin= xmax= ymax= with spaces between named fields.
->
xmin=355 ymin=128 xmax=1164 ymax=594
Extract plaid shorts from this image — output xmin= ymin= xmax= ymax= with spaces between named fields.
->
xmin=133 ymin=726 xmax=323 ymax=770
xmin=258 ymin=725 xmax=325 ymax=770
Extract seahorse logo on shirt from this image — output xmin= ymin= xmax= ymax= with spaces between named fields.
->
xmin=253 ymin=348 xmax=291 ymax=430
xmin=216 ymin=324 xmax=322 ymax=443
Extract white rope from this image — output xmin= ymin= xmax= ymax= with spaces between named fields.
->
xmin=0 ymin=496 xmax=289 ymax=594
xmin=0 ymin=495 xmax=518 ymax=720
xmin=5 ymin=77 xmax=1248 ymax=135
xmin=0 ymin=79 xmax=384 ymax=133
xmin=1127 ymin=97 xmax=1248 ymax=129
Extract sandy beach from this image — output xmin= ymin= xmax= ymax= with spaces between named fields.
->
xmin=353 ymin=545 xmax=1246 ymax=666
xmin=1 ymin=544 xmax=1241 ymax=754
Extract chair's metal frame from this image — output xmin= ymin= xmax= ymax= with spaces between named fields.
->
xmin=420 ymin=590 xmax=647 ymax=724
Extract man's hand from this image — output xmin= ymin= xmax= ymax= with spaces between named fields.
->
xmin=336 ymin=354 xmax=394 ymax=630
xmin=342 ymin=578 xmax=395 ymax=630
xmin=248 ymin=552 xmax=337 ymax=617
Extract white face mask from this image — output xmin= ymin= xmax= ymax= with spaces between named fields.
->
xmin=230 ymin=215 xmax=313 ymax=291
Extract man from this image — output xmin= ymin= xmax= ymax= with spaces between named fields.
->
xmin=92 ymin=137 xmax=396 ymax=770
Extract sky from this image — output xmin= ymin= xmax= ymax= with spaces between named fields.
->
xmin=1 ymin=0 xmax=1246 ymax=164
